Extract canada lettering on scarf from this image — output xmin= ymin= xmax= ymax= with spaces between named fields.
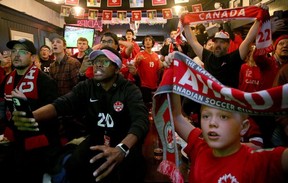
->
xmin=180 ymin=6 xmax=273 ymax=55
xmin=199 ymin=9 xmax=245 ymax=20
xmin=158 ymin=52 xmax=288 ymax=116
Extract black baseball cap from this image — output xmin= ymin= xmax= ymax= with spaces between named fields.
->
xmin=6 ymin=38 xmax=37 ymax=54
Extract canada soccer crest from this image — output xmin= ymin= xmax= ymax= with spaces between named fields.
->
xmin=164 ymin=121 xmax=175 ymax=153
xmin=113 ymin=101 xmax=124 ymax=112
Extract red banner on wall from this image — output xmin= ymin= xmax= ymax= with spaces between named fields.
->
xmin=102 ymin=10 xmax=113 ymax=20
xmin=191 ymin=4 xmax=203 ymax=12
xmin=131 ymin=10 xmax=142 ymax=21
xmin=162 ymin=8 xmax=173 ymax=19
xmin=107 ymin=0 xmax=122 ymax=7
xmin=65 ymin=0 xmax=79 ymax=6
xmin=152 ymin=0 xmax=167 ymax=6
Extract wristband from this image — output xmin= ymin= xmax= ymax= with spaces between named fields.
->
xmin=116 ymin=143 xmax=130 ymax=157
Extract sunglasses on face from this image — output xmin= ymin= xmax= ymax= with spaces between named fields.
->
xmin=92 ymin=59 xmax=112 ymax=67
xmin=100 ymin=40 xmax=114 ymax=45
xmin=11 ymin=49 xmax=30 ymax=56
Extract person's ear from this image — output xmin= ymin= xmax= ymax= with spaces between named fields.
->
xmin=115 ymin=67 xmax=120 ymax=74
xmin=240 ymin=119 xmax=250 ymax=136
xmin=31 ymin=54 xmax=36 ymax=62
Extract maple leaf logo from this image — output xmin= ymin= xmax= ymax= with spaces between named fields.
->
xmin=218 ymin=174 xmax=239 ymax=183
xmin=167 ymin=129 xmax=173 ymax=143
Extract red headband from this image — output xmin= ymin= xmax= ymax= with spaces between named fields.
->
xmin=274 ymin=35 xmax=288 ymax=49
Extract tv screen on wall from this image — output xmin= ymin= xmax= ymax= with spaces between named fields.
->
xmin=64 ymin=25 xmax=95 ymax=48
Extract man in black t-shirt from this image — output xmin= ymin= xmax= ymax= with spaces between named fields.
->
xmin=39 ymin=45 xmax=54 ymax=74
xmin=183 ymin=18 xmax=261 ymax=88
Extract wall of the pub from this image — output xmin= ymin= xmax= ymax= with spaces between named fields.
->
xmin=0 ymin=4 xmax=62 ymax=52
xmin=0 ymin=0 xmax=64 ymax=27
xmin=241 ymin=0 xmax=288 ymax=13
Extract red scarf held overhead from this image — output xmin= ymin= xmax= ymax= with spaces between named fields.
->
xmin=176 ymin=6 xmax=273 ymax=55
xmin=153 ymin=52 xmax=288 ymax=183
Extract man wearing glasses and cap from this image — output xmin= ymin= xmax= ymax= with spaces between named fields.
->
xmin=0 ymin=38 xmax=61 ymax=183
xmin=12 ymin=46 xmax=149 ymax=183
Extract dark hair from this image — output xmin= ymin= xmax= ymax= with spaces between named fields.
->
xmin=101 ymin=32 xmax=119 ymax=46
xmin=196 ymin=24 xmax=206 ymax=34
xmin=39 ymin=45 xmax=50 ymax=50
xmin=142 ymin=35 xmax=155 ymax=48
xmin=126 ymin=29 xmax=135 ymax=35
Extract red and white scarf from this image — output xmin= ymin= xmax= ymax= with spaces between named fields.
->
xmin=3 ymin=65 xmax=48 ymax=151
xmin=153 ymin=52 xmax=288 ymax=183
xmin=4 ymin=65 xmax=39 ymax=101
xmin=176 ymin=6 xmax=273 ymax=55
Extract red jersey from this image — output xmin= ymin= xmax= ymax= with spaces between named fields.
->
xmin=228 ymin=34 xmax=243 ymax=53
xmin=254 ymin=55 xmax=279 ymax=90
xmin=135 ymin=50 xmax=161 ymax=89
xmin=121 ymin=41 xmax=140 ymax=60
xmin=185 ymin=128 xmax=285 ymax=183
xmin=238 ymin=63 xmax=262 ymax=92
xmin=119 ymin=42 xmax=140 ymax=82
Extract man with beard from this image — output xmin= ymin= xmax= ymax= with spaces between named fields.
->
xmin=0 ymin=38 xmax=61 ymax=183
xmin=49 ymin=33 xmax=81 ymax=96
xmin=12 ymin=46 xmax=149 ymax=183
xmin=183 ymin=19 xmax=261 ymax=88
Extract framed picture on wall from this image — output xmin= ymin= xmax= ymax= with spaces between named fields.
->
xmin=117 ymin=11 xmax=127 ymax=20
xmin=60 ymin=5 xmax=71 ymax=17
xmin=88 ymin=9 xmax=98 ymax=20
xmin=87 ymin=0 xmax=101 ymax=7
xmin=65 ymin=0 xmax=79 ymax=6
xmin=147 ymin=10 xmax=157 ymax=19
xmin=129 ymin=0 xmax=144 ymax=8
xmin=191 ymin=4 xmax=203 ymax=12
xmin=10 ymin=30 xmax=34 ymax=42
xmin=174 ymin=0 xmax=189 ymax=4
xmin=152 ymin=0 xmax=166 ymax=6
xmin=162 ymin=8 xmax=173 ymax=19
xmin=107 ymin=0 xmax=122 ymax=7
xmin=131 ymin=10 xmax=142 ymax=21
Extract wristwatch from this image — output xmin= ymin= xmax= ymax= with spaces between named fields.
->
xmin=117 ymin=143 xmax=130 ymax=157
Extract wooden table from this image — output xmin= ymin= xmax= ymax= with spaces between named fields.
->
xmin=143 ymin=119 xmax=189 ymax=182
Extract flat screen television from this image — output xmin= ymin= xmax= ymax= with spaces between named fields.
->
xmin=64 ymin=25 xmax=95 ymax=48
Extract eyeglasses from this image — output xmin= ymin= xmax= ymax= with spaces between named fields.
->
xmin=11 ymin=49 xmax=30 ymax=56
xmin=92 ymin=59 xmax=112 ymax=67
xmin=101 ymin=40 xmax=114 ymax=45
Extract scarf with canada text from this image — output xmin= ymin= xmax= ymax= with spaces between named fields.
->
xmin=4 ymin=65 xmax=49 ymax=151
xmin=176 ymin=6 xmax=273 ymax=55
xmin=152 ymin=52 xmax=288 ymax=183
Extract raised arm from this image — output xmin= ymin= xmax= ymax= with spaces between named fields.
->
xmin=119 ymin=40 xmax=133 ymax=57
xmin=238 ymin=20 xmax=260 ymax=60
xmin=183 ymin=24 xmax=204 ymax=60
xmin=170 ymin=93 xmax=195 ymax=142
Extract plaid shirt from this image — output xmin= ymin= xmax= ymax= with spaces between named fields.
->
xmin=49 ymin=55 xmax=81 ymax=96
